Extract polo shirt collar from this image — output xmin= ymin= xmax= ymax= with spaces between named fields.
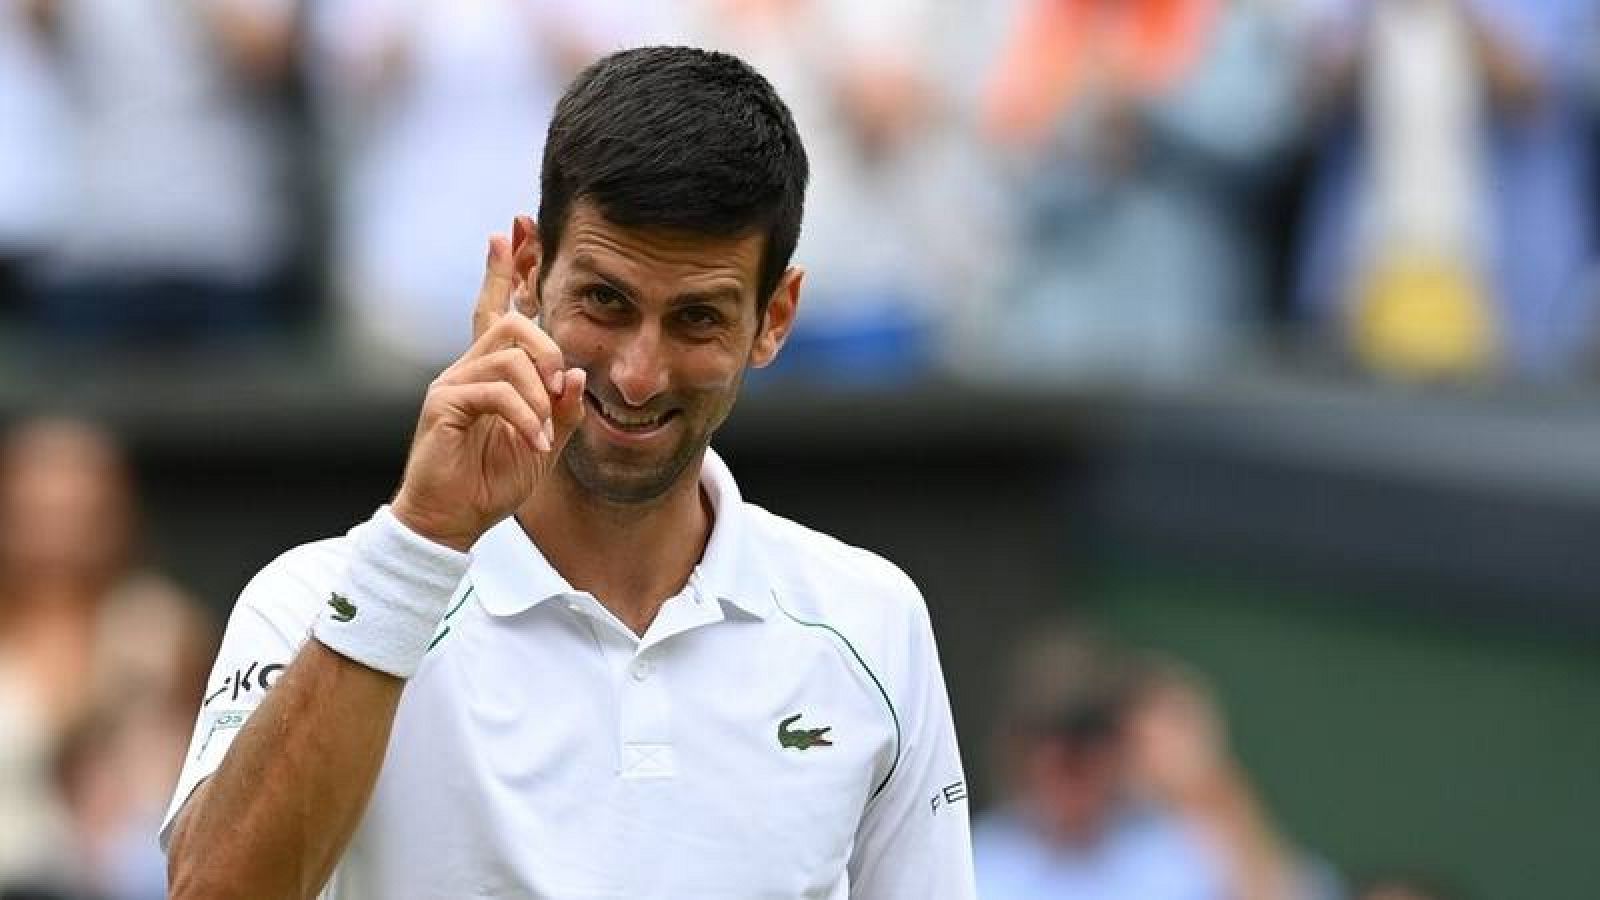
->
xmin=468 ymin=447 xmax=772 ymax=619
xmin=695 ymin=448 xmax=773 ymax=619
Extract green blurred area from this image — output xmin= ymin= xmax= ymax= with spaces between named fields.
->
xmin=1092 ymin=558 xmax=1600 ymax=900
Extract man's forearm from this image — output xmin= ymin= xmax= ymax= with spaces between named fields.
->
xmin=167 ymin=640 xmax=406 ymax=900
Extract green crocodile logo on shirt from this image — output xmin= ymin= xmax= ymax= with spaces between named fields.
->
xmin=328 ymin=592 xmax=357 ymax=623
xmin=778 ymin=713 xmax=833 ymax=750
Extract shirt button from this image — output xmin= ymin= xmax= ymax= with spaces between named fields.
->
xmin=631 ymin=659 xmax=653 ymax=681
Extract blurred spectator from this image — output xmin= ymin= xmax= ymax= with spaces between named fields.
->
xmin=308 ymin=0 xmax=636 ymax=370
xmin=973 ymin=624 xmax=1337 ymax=900
xmin=974 ymin=0 xmax=1299 ymax=383
xmin=0 ymin=0 xmax=70 ymax=316
xmin=21 ymin=0 xmax=299 ymax=343
xmin=0 ymin=419 xmax=132 ymax=888
xmin=1295 ymin=0 xmax=1600 ymax=380
xmin=673 ymin=0 xmax=989 ymax=384
xmin=0 ymin=418 xmax=213 ymax=898
xmin=55 ymin=578 xmax=215 ymax=900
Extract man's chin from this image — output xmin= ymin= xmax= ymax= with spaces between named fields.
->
xmin=560 ymin=441 xmax=698 ymax=506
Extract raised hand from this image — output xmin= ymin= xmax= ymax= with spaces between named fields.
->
xmin=391 ymin=233 xmax=585 ymax=551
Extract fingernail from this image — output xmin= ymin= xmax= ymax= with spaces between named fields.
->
xmin=541 ymin=420 xmax=555 ymax=450
xmin=551 ymin=370 xmax=565 ymax=395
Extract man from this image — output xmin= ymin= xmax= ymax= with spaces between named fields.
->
xmin=974 ymin=624 xmax=1336 ymax=900
xmin=161 ymin=46 xmax=976 ymax=899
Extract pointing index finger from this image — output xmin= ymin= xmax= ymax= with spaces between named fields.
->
xmin=471 ymin=234 xmax=517 ymax=342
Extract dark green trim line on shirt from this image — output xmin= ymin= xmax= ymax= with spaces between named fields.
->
xmin=427 ymin=583 xmax=476 ymax=654
xmin=772 ymin=590 xmax=903 ymax=802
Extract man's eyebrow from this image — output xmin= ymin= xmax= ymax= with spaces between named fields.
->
xmin=569 ymin=254 xmax=633 ymax=294
xmin=670 ymin=286 xmax=744 ymax=307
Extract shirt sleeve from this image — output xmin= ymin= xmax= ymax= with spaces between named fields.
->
xmin=158 ymin=541 xmax=341 ymax=850
xmin=847 ymin=591 xmax=977 ymax=899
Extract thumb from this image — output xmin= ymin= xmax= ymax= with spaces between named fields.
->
xmin=550 ymin=368 xmax=587 ymax=452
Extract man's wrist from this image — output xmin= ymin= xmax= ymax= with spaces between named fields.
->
xmin=313 ymin=505 xmax=472 ymax=678
xmin=390 ymin=494 xmax=477 ymax=553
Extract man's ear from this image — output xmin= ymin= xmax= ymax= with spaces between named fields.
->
xmin=511 ymin=215 xmax=542 ymax=315
xmin=751 ymin=266 xmax=803 ymax=368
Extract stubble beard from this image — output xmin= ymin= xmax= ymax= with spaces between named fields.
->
xmin=558 ymin=425 xmax=706 ymax=506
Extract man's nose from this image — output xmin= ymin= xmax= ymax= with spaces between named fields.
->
xmin=609 ymin=324 xmax=669 ymax=407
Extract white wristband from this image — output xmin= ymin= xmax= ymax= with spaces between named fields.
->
xmin=313 ymin=505 xmax=471 ymax=678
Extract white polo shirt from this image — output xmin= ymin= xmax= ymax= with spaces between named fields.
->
xmin=162 ymin=450 xmax=976 ymax=899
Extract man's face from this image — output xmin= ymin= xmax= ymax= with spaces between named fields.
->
xmin=525 ymin=202 xmax=797 ymax=504
xmin=1023 ymin=733 xmax=1127 ymax=845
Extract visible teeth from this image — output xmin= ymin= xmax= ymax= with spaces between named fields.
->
xmin=599 ymin=402 xmax=665 ymax=429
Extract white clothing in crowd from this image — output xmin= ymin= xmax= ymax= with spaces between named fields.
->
xmin=0 ymin=1 xmax=69 ymax=262
xmin=310 ymin=0 xmax=644 ymax=368
xmin=41 ymin=0 xmax=294 ymax=285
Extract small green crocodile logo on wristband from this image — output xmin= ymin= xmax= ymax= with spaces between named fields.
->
xmin=328 ymin=592 xmax=358 ymax=623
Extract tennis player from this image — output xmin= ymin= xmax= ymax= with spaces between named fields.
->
xmin=162 ymin=46 xmax=976 ymax=899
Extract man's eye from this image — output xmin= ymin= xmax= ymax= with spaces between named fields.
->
xmin=584 ymin=286 xmax=626 ymax=309
xmin=678 ymin=307 xmax=722 ymax=328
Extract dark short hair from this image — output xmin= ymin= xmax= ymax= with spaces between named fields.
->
xmin=538 ymin=46 xmax=809 ymax=311
xmin=1001 ymin=624 xmax=1141 ymax=747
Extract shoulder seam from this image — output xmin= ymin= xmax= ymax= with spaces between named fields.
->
xmin=770 ymin=589 xmax=903 ymax=802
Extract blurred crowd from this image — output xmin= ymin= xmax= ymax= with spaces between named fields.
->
xmin=1 ymin=0 xmax=1597 ymax=384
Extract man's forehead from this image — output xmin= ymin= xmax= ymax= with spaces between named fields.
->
xmin=555 ymin=202 xmax=764 ymax=288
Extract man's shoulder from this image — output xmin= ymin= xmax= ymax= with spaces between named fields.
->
xmin=741 ymin=502 xmax=926 ymax=624
xmin=233 ymin=531 xmax=358 ymax=622
xmin=744 ymin=502 xmax=918 ymax=591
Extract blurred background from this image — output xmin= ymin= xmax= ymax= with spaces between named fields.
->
xmin=2 ymin=0 xmax=1598 ymax=897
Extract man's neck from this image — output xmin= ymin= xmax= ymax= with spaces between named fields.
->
xmin=517 ymin=458 xmax=712 ymax=637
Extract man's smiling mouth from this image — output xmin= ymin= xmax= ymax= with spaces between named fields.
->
xmin=585 ymin=392 xmax=676 ymax=433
